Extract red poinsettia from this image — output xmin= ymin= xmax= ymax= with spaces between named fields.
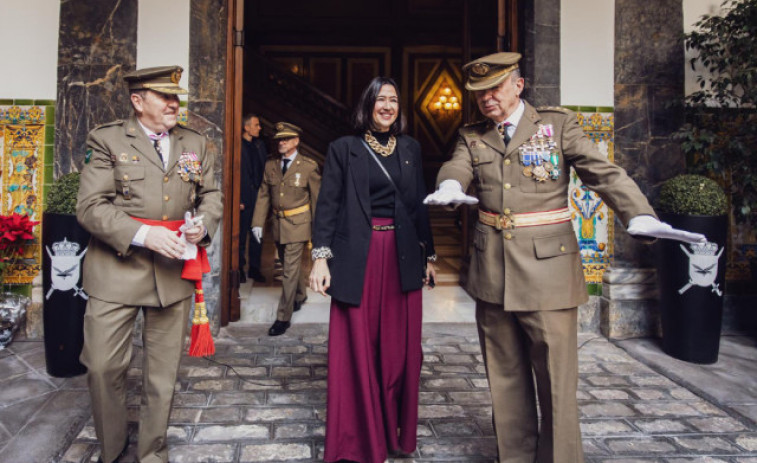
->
xmin=0 ymin=213 xmax=39 ymax=285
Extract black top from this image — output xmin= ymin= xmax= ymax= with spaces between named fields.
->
xmin=312 ymin=134 xmax=435 ymax=305
xmin=367 ymin=131 xmax=401 ymax=218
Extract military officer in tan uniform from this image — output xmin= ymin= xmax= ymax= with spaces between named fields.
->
xmin=76 ymin=66 xmax=223 ymax=463
xmin=425 ymin=53 xmax=704 ymax=463
xmin=252 ymin=122 xmax=321 ymax=336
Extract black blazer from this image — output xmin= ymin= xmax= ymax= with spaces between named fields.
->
xmin=312 ymin=134 xmax=435 ymax=306
xmin=240 ymin=138 xmax=267 ymax=207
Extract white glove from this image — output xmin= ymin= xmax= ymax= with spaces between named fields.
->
xmin=252 ymin=227 xmax=263 ymax=243
xmin=626 ymin=215 xmax=706 ymax=244
xmin=423 ymin=180 xmax=479 ymax=206
xmin=178 ymin=212 xmax=200 ymax=260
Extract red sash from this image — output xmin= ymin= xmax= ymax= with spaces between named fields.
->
xmin=134 ymin=217 xmax=214 ymax=357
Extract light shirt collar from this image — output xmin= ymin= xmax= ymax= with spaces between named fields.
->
xmin=282 ymin=150 xmax=298 ymax=165
xmin=137 ymin=119 xmax=171 ymax=169
xmin=498 ymin=100 xmax=525 ymax=135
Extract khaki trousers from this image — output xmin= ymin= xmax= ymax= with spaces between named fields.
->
xmin=276 ymin=241 xmax=308 ymax=321
xmin=80 ymin=296 xmax=191 ymax=463
xmin=476 ymin=301 xmax=584 ymax=463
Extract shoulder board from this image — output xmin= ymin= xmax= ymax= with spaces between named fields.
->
xmin=92 ymin=120 xmax=124 ymax=130
xmin=175 ymin=124 xmax=202 ymax=136
xmin=537 ymin=106 xmax=571 ymax=114
xmin=299 ymin=156 xmax=317 ymax=166
xmin=463 ymin=120 xmax=487 ymax=128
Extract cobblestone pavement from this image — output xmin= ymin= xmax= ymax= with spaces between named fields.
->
xmin=3 ymin=324 xmax=756 ymax=463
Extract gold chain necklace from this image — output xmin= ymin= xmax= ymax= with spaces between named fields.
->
xmin=364 ymin=131 xmax=397 ymax=157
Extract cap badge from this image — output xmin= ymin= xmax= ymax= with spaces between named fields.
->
xmin=471 ymin=63 xmax=490 ymax=76
xmin=276 ymin=123 xmax=284 ymax=131
xmin=171 ymin=69 xmax=182 ymax=84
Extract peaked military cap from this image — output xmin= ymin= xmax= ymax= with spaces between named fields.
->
xmin=273 ymin=122 xmax=302 ymax=139
xmin=463 ymin=52 xmax=521 ymax=91
xmin=124 ymin=65 xmax=188 ymax=95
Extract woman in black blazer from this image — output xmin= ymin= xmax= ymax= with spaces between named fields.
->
xmin=310 ymin=77 xmax=436 ymax=463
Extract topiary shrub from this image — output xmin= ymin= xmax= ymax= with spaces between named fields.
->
xmin=656 ymin=174 xmax=727 ymax=216
xmin=45 ymin=172 xmax=80 ymax=215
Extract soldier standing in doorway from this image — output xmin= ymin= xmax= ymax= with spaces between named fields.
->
xmin=252 ymin=122 xmax=321 ymax=336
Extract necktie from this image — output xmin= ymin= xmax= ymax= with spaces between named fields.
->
xmin=498 ymin=122 xmax=512 ymax=145
xmin=148 ymin=132 xmax=168 ymax=163
xmin=282 ymin=158 xmax=291 ymax=175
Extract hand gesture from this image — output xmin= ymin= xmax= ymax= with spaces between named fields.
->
xmin=144 ymin=226 xmax=186 ymax=259
xmin=423 ymin=180 xmax=478 ymax=206
xmin=627 ymin=215 xmax=706 ymax=244
xmin=252 ymin=227 xmax=263 ymax=243
xmin=309 ymin=258 xmax=331 ymax=296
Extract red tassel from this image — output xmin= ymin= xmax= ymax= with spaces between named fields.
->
xmin=188 ymin=283 xmax=215 ymax=357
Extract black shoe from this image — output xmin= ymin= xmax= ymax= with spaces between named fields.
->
xmin=293 ymin=296 xmax=308 ymax=312
xmin=239 ymin=270 xmax=247 ymax=284
xmin=248 ymin=269 xmax=266 ymax=283
xmin=268 ymin=320 xmax=291 ymax=336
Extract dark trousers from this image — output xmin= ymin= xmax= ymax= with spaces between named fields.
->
xmin=239 ymin=203 xmax=262 ymax=274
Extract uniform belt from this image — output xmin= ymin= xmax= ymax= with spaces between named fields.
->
xmin=372 ymin=224 xmax=395 ymax=231
xmin=478 ymin=207 xmax=571 ymax=230
xmin=273 ymin=204 xmax=310 ymax=218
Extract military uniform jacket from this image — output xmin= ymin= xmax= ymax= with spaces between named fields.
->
xmin=76 ymin=115 xmax=223 ymax=307
xmin=252 ymin=154 xmax=321 ymax=244
xmin=437 ymin=101 xmax=656 ymax=311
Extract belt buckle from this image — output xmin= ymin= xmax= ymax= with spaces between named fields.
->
xmin=498 ymin=214 xmax=513 ymax=230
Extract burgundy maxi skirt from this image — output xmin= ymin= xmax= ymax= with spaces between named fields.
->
xmin=324 ymin=217 xmax=423 ymax=463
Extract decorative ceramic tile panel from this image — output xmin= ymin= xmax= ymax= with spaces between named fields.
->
xmin=568 ymin=109 xmax=615 ymax=284
xmin=0 ymin=104 xmax=48 ymax=284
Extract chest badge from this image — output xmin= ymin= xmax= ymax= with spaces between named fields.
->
xmin=294 ymin=172 xmax=301 ymax=186
xmin=519 ymin=124 xmax=561 ymax=182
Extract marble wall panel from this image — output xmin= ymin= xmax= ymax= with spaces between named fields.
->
xmin=189 ymin=0 xmax=227 ymax=331
xmin=521 ymin=0 xmax=560 ymax=107
xmin=56 ymin=0 xmax=137 ymax=176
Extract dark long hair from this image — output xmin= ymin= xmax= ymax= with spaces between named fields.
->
xmin=351 ymin=76 xmax=407 ymax=136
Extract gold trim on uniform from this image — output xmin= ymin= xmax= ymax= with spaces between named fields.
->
xmin=273 ymin=204 xmax=310 ymax=218
xmin=479 ymin=207 xmax=571 ymax=230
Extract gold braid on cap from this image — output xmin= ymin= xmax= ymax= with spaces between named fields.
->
xmin=467 ymin=63 xmax=519 ymax=84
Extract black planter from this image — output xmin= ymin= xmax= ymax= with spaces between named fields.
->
xmin=656 ymin=212 xmax=728 ymax=364
xmin=42 ymin=212 xmax=90 ymax=377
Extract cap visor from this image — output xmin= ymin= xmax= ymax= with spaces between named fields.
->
xmin=465 ymin=73 xmax=510 ymax=91
xmin=273 ymin=133 xmax=298 ymax=140
xmin=144 ymin=85 xmax=188 ymax=95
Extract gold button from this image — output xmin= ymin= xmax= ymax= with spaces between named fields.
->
xmin=560 ymin=245 xmax=566 ymax=252
xmin=504 ymin=208 xmax=511 ymax=214
xmin=504 ymin=183 xmax=511 ymax=190
xmin=162 ymin=215 xmax=168 ymax=221
xmin=123 ymin=174 xmax=129 ymax=181
xmin=164 ymin=195 xmax=170 ymax=201
xmin=164 ymin=176 xmax=169 ymax=183
xmin=473 ymin=157 xmax=479 ymax=163
xmin=116 ymin=252 xmax=123 ymax=257
xmin=504 ymin=159 xmax=511 ymax=165
xmin=505 ymin=232 xmax=512 ymax=240
xmin=280 ymin=193 xmax=284 ymax=197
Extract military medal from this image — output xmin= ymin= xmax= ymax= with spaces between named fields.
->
xmin=178 ymin=151 xmax=203 ymax=186
xmin=294 ymin=172 xmax=301 ymax=186
xmin=119 ymin=153 xmax=128 ymax=162
xmin=519 ymin=124 xmax=561 ymax=182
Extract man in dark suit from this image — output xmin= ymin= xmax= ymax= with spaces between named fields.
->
xmin=239 ymin=114 xmax=267 ymax=283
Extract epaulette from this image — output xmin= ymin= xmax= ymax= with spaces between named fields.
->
xmin=176 ymin=124 xmax=202 ymax=136
xmin=300 ymin=155 xmax=318 ymax=166
xmin=92 ymin=120 xmax=124 ymax=130
xmin=463 ymin=119 xmax=487 ymax=128
xmin=537 ymin=106 xmax=571 ymax=114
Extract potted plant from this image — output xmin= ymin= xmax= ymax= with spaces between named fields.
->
xmin=675 ymin=0 xmax=757 ymax=269
xmin=655 ymin=174 xmax=728 ymax=364
xmin=0 ymin=213 xmax=39 ymax=349
xmin=42 ymin=172 xmax=90 ymax=376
